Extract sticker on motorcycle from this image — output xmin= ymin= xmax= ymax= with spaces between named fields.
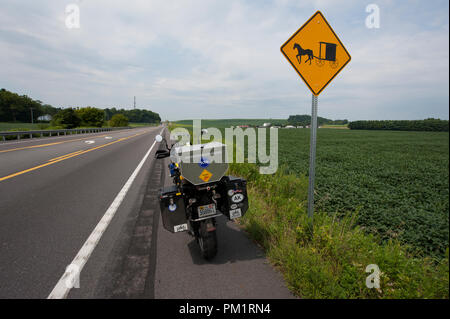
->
xmin=229 ymin=208 xmax=242 ymax=219
xmin=231 ymin=193 xmax=244 ymax=203
xmin=198 ymin=156 xmax=210 ymax=169
xmin=174 ymin=224 xmax=188 ymax=232
xmin=199 ymin=169 xmax=213 ymax=182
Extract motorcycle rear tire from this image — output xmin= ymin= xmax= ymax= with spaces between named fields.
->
xmin=198 ymin=230 xmax=218 ymax=260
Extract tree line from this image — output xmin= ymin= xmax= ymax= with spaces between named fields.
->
xmin=0 ymin=88 xmax=61 ymax=122
xmin=287 ymin=114 xmax=348 ymax=126
xmin=50 ymin=107 xmax=131 ymax=128
xmin=0 ymin=88 xmax=161 ymax=128
xmin=104 ymin=108 xmax=161 ymax=124
xmin=348 ymin=119 xmax=449 ymax=132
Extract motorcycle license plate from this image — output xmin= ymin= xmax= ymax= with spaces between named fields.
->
xmin=198 ymin=204 xmax=216 ymax=218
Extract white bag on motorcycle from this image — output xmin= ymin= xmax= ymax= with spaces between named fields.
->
xmin=170 ymin=142 xmax=228 ymax=186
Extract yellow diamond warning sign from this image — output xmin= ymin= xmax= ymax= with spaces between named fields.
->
xmin=280 ymin=11 xmax=351 ymax=96
xmin=199 ymin=169 xmax=213 ymax=182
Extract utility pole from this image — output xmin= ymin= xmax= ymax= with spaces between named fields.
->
xmin=30 ymin=107 xmax=34 ymax=124
xmin=134 ymin=96 xmax=136 ymax=109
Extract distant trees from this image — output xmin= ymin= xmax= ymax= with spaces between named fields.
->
xmin=329 ymin=119 xmax=348 ymax=125
xmin=0 ymin=88 xmax=61 ymax=122
xmin=104 ymin=107 xmax=160 ymax=123
xmin=287 ymin=115 xmax=448 ymax=131
xmin=51 ymin=108 xmax=81 ymax=129
xmin=76 ymin=107 xmax=104 ymax=127
xmin=287 ymin=114 xmax=343 ymax=126
xmin=51 ymin=107 xmax=105 ymax=128
xmin=49 ymin=105 xmax=159 ymax=129
xmin=348 ymin=119 xmax=449 ymax=132
xmin=109 ymin=114 xmax=129 ymax=127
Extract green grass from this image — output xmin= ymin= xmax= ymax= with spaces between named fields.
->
xmin=128 ymin=122 xmax=159 ymax=127
xmin=321 ymin=124 xmax=349 ymax=129
xmin=0 ymin=122 xmax=43 ymax=131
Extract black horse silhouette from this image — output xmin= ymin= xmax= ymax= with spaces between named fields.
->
xmin=293 ymin=43 xmax=313 ymax=65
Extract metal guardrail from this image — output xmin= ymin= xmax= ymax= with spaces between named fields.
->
xmin=0 ymin=127 xmax=133 ymax=142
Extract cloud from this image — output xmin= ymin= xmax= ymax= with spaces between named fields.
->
xmin=0 ymin=0 xmax=448 ymax=121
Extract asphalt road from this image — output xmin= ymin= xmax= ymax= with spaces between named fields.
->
xmin=0 ymin=126 xmax=294 ymax=299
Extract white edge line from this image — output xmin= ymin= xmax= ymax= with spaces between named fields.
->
xmin=47 ymin=127 xmax=164 ymax=299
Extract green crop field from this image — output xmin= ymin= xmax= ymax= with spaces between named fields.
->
xmin=173 ymin=120 xmax=449 ymax=258
xmin=277 ymin=128 xmax=449 ymax=257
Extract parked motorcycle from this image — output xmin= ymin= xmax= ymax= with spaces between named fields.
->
xmin=154 ymin=132 xmax=248 ymax=260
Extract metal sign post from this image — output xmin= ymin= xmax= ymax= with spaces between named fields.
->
xmin=307 ymin=94 xmax=318 ymax=220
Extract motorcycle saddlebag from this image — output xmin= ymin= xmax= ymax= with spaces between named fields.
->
xmin=159 ymin=185 xmax=188 ymax=233
xmin=221 ymin=176 xmax=249 ymax=220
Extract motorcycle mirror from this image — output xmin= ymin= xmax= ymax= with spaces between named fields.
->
xmin=155 ymin=135 xmax=163 ymax=142
xmin=155 ymin=149 xmax=170 ymax=159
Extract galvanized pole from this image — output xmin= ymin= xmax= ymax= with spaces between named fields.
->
xmin=307 ymin=94 xmax=318 ymax=219
xmin=30 ymin=107 xmax=34 ymax=124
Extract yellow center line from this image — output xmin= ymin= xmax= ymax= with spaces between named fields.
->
xmin=0 ymin=131 xmax=147 ymax=182
xmin=48 ymin=150 xmax=84 ymax=162
xmin=0 ymin=134 xmax=111 ymax=154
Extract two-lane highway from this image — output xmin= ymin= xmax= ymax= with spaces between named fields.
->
xmin=0 ymin=127 xmax=163 ymax=298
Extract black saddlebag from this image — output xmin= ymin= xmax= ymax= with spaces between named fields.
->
xmin=159 ymin=185 xmax=188 ymax=233
xmin=220 ymin=176 xmax=249 ymax=220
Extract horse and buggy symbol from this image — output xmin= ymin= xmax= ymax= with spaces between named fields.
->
xmin=293 ymin=41 xmax=339 ymax=69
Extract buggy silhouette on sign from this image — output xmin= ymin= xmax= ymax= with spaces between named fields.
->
xmin=315 ymin=42 xmax=339 ymax=69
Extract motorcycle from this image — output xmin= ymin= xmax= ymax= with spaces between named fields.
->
xmin=154 ymin=131 xmax=249 ymax=260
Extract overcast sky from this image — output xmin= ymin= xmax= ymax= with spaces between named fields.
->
xmin=1 ymin=0 xmax=448 ymax=121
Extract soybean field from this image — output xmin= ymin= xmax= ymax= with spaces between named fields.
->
xmin=278 ymin=128 xmax=449 ymax=257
